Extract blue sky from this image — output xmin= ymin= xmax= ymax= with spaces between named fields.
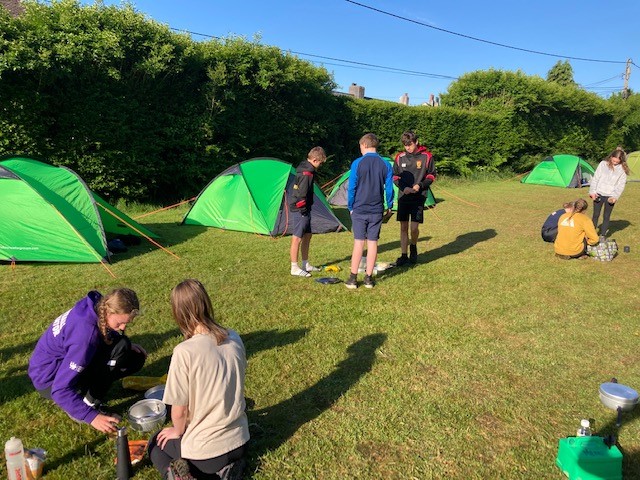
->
xmin=93 ymin=0 xmax=638 ymax=105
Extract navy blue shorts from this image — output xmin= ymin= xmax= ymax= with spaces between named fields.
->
xmin=397 ymin=200 xmax=425 ymax=223
xmin=291 ymin=211 xmax=311 ymax=237
xmin=351 ymin=212 xmax=383 ymax=241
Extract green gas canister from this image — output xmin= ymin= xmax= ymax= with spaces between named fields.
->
xmin=556 ymin=435 xmax=622 ymax=480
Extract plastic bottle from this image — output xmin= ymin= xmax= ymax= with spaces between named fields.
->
xmin=116 ymin=427 xmax=132 ymax=480
xmin=5 ymin=437 xmax=27 ymax=480
xmin=577 ymin=419 xmax=592 ymax=437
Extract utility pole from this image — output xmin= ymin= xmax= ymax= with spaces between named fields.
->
xmin=622 ymin=58 xmax=631 ymax=99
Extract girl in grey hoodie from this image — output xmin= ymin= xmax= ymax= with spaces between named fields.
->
xmin=589 ymin=148 xmax=630 ymax=236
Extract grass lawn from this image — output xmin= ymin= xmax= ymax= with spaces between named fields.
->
xmin=1 ymin=178 xmax=639 ymax=479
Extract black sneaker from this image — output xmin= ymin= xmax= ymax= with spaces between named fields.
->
xmin=167 ymin=459 xmax=195 ymax=480
xmin=395 ymin=254 xmax=410 ymax=267
xmin=217 ymin=458 xmax=247 ymax=480
xmin=345 ymin=273 xmax=358 ymax=289
xmin=409 ymin=244 xmax=418 ymax=264
xmin=363 ymin=275 xmax=375 ymax=289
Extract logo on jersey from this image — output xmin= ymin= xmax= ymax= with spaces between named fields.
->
xmin=52 ymin=310 xmax=71 ymax=337
xmin=69 ymin=361 xmax=85 ymax=373
xmin=416 ymin=161 xmax=422 ymax=168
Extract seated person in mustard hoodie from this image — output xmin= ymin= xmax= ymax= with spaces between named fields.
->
xmin=554 ymin=198 xmax=599 ymax=259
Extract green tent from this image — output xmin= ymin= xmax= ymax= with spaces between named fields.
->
xmin=521 ymin=154 xmax=594 ymax=188
xmin=182 ymin=157 xmax=346 ymax=235
xmin=0 ymin=156 xmax=158 ymax=263
xmin=627 ymin=151 xmax=640 ymax=182
xmin=326 ymin=157 xmax=436 ymax=210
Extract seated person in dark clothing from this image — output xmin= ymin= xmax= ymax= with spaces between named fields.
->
xmin=541 ymin=202 xmax=573 ymax=243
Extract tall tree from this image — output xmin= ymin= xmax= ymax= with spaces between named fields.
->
xmin=547 ymin=60 xmax=577 ymax=87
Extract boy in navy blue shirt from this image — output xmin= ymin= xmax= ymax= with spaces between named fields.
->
xmin=346 ymin=133 xmax=394 ymax=289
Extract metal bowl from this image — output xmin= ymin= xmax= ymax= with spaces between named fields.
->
xmin=128 ymin=399 xmax=166 ymax=432
xmin=599 ymin=382 xmax=639 ymax=412
xmin=144 ymin=384 xmax=165 ymax=401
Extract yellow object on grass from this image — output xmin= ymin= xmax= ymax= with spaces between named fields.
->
xmin=122 ymin=374 xmax=167 ymax=391
xmin=323 ymin=265 xmax=341 ymax=273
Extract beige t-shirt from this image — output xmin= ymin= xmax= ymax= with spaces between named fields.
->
xmin=163 ymin=329 xmax=249 ymax=460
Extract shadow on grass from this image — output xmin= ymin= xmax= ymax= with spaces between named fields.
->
xmin=247 ymin=333 xmax=386 ymax=466
xmin=593 ymin=403 xmax=640 ymax=478
xmin=44 ymin=438 xmax=105 ymax=474
xmin=324 ymin=236 xmax=432 ymax=267
xmin=0 ymin=340 xmax=37 ymax=362
xmin=243 ymin=328 xmax=309 ymax=359
xmin=0 ymin=372 xmax=31 ymax=405
xmin=603 ymin=219 xmax=632 ymax=237
xmin=376 ymin=229 xmax=497 ymax=283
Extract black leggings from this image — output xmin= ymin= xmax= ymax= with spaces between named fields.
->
xmin=37 ymin=335 xmax=145 ymax=404
xmin=592 ymin=196 xmax=615 ymax=236
xmin=148 ymin=433 xmax=247 ymax=480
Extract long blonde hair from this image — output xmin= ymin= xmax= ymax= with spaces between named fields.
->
xmin=96 ymin=288 xmax=139 ymax=344
xmin=170 ymin=279 xmax=228 ymax=344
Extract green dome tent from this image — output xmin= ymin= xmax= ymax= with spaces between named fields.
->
xmin=521 ymin=154 xmax=594 ymax=188
xmin=182 ymin=158 xmax=346 ymax=235
xmin=327 ymin=157 xmax=436 ymax=209
xmin=627 ymin=151 xmax=640 ymax=182
xmin=0 ymin=156 xmax=158 ymax=263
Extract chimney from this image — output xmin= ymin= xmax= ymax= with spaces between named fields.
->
xmin=349 ymin=83 xmax=365 ymax=99
xmin=0 ymin=0 xmax=25 ymax=17
xmin=428 ymin=94 xmax=435 ymax=106
xmin=399 ymin=93 xmax=409 ymax=105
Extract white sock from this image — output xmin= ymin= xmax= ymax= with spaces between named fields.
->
xmin=291 ymin=262 xmax=299 ymax=270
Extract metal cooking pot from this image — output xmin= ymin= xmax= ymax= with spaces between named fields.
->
xmin=144 ymin=384 xmax=165 ymax=401
xmin=599 ymin=379 xmax=638 ymax=427
xmin=128 ymin=398 xmax=166 ymax=432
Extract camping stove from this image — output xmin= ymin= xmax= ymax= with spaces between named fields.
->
xmin=555 ymin=379 xmax=638 ymax=480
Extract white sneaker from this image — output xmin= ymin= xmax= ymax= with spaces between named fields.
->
xmin=291 ymin=267 xmax=311 ymax=277
xmin=303 ymin=263 xmax=321 ymax=272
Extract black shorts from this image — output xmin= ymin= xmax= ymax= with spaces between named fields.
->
xmin=397 ymin=200 xmax=425 ymax=223
xmin=291 ymin=211 xmax=311 ymax=237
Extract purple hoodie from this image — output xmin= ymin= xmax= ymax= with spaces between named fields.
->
xmin=28 ymin=291 xmax=103 ymax=424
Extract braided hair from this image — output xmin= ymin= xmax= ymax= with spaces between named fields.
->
xmin=96 ymin=288 xmax=139 ymax=344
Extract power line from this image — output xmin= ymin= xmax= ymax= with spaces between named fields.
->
xmin=345 ymin=0 xmax=628 ymax=65
xmin=172 ymin=27 xmax=457 ymax=81
xmin=582 ymin=74 xmax=623 ymax=87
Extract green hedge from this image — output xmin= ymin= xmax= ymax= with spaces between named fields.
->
xmin=1 ymin=2 xmax=638 ymax=202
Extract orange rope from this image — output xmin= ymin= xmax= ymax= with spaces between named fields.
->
xmin=321 ymin=172 xmax=343 ymax=192
xmin=133 ymin=197 xmax=197 ymax=220
xmin=431 ymin=186 xmax=480 ymax=208
xmin=503 ymin=171 xmax=530 ymax=182
xmin=280 ymin=190 xmax=289 ymax=237
xmin=51 ymin=208 xmax=117 ymax=278
xmin=428 ymin=206 xmax=441 ymax=220
xmin=96 ymin=203 xmax=180 ymax=260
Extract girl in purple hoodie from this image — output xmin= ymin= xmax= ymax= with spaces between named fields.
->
xmin=28 ymin=288 xmax=147 ymax=433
